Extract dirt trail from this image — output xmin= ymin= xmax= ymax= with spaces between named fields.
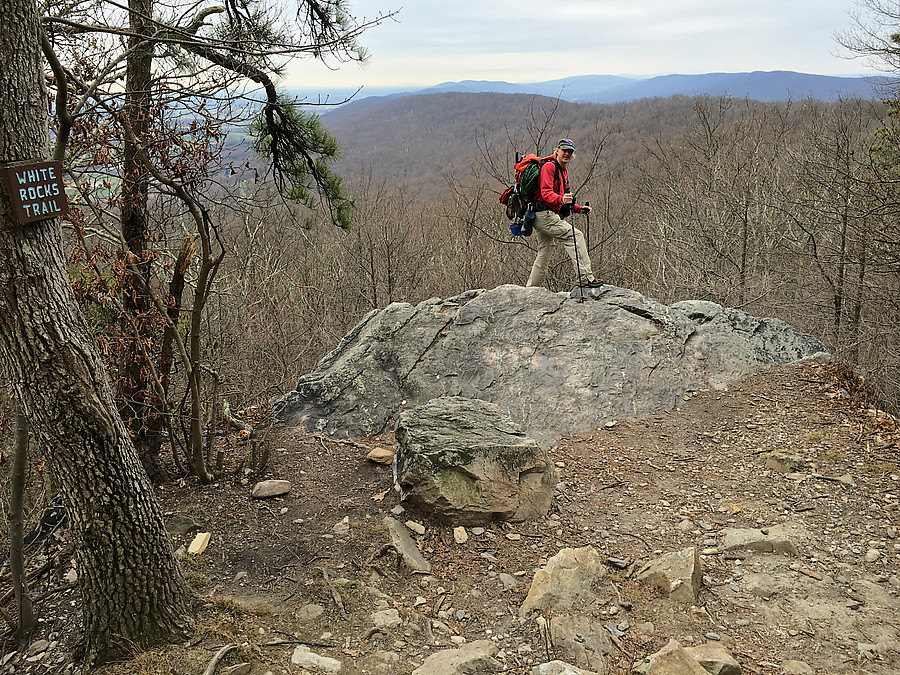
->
xmin=5 ymin=362 xmax=898 ymax=675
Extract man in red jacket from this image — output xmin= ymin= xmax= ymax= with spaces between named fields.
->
xmin=525 ymin=139 xmax=602 ymax=289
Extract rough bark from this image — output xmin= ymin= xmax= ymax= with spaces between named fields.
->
xmin=10 ymin=404 xmax=36 ymax=639
xmin=0 ymin=0 xmax=193 ymax=663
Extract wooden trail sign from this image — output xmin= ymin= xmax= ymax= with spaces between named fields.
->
xmin=1 ymin=160 xmax=68 ymax=224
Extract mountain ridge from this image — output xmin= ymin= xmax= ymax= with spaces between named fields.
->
xmin=295 ymin=70 xmax=892 ymax=114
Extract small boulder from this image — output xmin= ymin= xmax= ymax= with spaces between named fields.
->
xmin=499 ymin=573 xmax=518 ymax=590
xmin=763 ymin=451 xmax=808 ymax=474
xmin=632 ymin=640 xmax=709 ymax=675
xmin=382 ymin=516 xmax=432 ymax=573
xmin=532 ymin=661 xmax=600 ymax=675
xmin=412 ymin=640 xmax=502 ymax=675
xmin=371 ymin=609 xmax=402 ymax=629
xmin=394 ymin=397 xmax=556 ymax=525
xmin=684 ymin=644 xmax=741 ymax=675
xmin=187 ymin=532 xmax=211 ymax=555
xmin=541 ymin=614 xmax=612 ymax=672
xmin=722 ymin=528 xmax=798 ymax=556
xmin=251 ymin=479 xmax=291 ymax=499
xmin=165 ymin=514 xmax=201 ymax=536
xmin=291 ymin=645 xmax=341 ymax=672
xmin=27 ymin=640 xmax=49 ymax=657
xmin=367 ymin=447 xmax=394 ymax=464
xmin=743 ymin=572 xmax=786 ymax=600
xmin=636 ymin=547 xmax=701 ymax=603
xmin=293 ymin=603 xmax=324 ymax=623
xmin=781 ymin=661 xmax=814 ymax=675
xmin=520 ymin=547 xmax=604 ymax=616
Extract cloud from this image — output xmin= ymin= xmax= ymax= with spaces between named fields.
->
xmin=284 ymin=0 xmax=866 ymax=89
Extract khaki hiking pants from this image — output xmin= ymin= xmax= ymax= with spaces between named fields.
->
xmin=526 ymin=209 xmax=594 ymax=288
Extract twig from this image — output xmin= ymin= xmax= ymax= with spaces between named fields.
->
xmin=613 ymin=531 xmax=652 ymax=550
xmin=260 ymin=639 xmax=335 ymax=648
xmin=607 ymin=631 xmax=626 ymax=653
xmin=0 ymin=604 xmax=15 ymax=632
xmin=364 ymin=627 xmax=386 ymax=640
xmin=0 ymin=546 xmax=70 ymax=607
xmin=317 ymin=567 xmax=347 ymax=619
xmin=366 ymin=543 xmax=400 ymax=566
xmin=202 ymin=644 xmax=237 ymax=675
xmin=222 ymin=399 xmax=253 ymax=433
xmin=312 ymin=434 xmax=364 ymax=448
xmin=597 ymin=481 xmax=624 ymax=490
xmin=33 ymin=582 xmax=76 ymax=601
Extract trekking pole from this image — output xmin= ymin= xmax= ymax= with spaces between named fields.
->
xmin=571 ymin=215 xmax=585 ymax=302
xmin=585 ymin=200 xmax=591 ymax=249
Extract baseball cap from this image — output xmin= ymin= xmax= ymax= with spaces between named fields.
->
xmin=558 ymin=138 xmax=576 ymax=151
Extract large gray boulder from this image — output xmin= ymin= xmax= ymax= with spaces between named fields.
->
xmin=393 ymin=397 xmax=555 ymax=524
xmin=275 ymin=285 xmax=827 ymax=446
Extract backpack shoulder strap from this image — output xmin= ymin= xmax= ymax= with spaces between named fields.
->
xmin=544 ymin=158 xmax=562 ymax=192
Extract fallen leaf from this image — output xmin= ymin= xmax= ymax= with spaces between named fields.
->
xmin=372 ymin=489 xmax=388 ymax=502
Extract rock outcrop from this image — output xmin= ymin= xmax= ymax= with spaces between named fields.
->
xmin=275 ymin=285 xmax=827 ymax=446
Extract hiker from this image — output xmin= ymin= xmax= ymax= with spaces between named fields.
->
xmin=525 ymin=139 xmax=601 ymax=288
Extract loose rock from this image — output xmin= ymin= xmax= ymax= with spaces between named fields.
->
xmin=532 ymin=661 xmax=600 ymax=675
xmin=411 ymin=640 xmax=502 ymax=675
xmin=781 ymin=660 xmax=814 ymax=675
xmin=366 ymin=446 xmax=394 ymax=464
xmin=632 ymin=640 xmax=709 ymax=675
xmin=291 ymin=645 xmax=341 ymax=672
xmin=684 ymin=644 xmax=739 ymax=675
xmin=187 ymin=532 xmax=211 ymax=555
xmin=721 ymin=527 xmax=798 ymax=555
xmin=251 ymin=480 xmax=291 ymax=499
xmin=521 ymin=546 xmax=604 ymax=615
xmin=393 ymin=397 xmax=556 ymax=525
xmin=636 ymin=547 xmax=702 ymax=603
xmin=453 ymin=526 xmax=469 ymax=544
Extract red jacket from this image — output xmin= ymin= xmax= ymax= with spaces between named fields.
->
xmin=537 ymin=159 xmax=584 ymax=214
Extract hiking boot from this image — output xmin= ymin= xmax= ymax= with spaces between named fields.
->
xmin=580 ymin=279 xmax=603 ymax=288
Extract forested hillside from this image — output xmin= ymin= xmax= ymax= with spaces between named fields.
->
xmin=322 ymin=92 xmax=712 ymax=190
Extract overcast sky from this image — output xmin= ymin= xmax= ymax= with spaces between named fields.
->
xmin=284 ymin=0 xmax=878 ymax=90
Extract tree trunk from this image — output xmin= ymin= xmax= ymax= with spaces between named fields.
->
xmin=0 ymin=0 xmax=193 ymax=664
xmin=10 ymin=403 xmax=36 ymax=639
xmin=119 ymin=0 xmax=168 ymax=480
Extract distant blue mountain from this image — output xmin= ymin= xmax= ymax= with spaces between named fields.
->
xmin=286 ymin=75 xmax=636 ymax=107
xmin=300 ymin=71 xmax=893 ymax=113
xmin=586 ymin=71 xmax=891 ymax=103
xmin=421 ymin=74 xmax=637 ymax=99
